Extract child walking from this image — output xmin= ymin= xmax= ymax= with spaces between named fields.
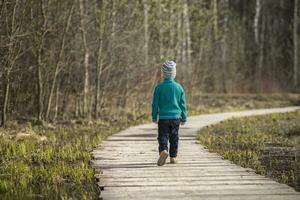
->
xmin=152 ymin=60 xmax=187 ymax=166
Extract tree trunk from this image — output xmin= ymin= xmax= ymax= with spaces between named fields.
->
xmin=45 ymin=2 xmax=74 ymax=120
xmin=190 ymin=45 xmax=204 ymax=98
xmin=183 ymin=0 xmax=192 ymax=88
xmin=53 ymin=83 xmax=59 ymax=121
xmin=37 ymin=44 xmax=44 ymax=122
xmin=212 ymin=0 xmax=220 ymax=92
xmin=213 ymin=0 xmax=218 ymax=37
xmin=183 ymin=0 xmax=191 ymax=67
xmin=1 ymin=80 xmax=9 ymax=126
xmin=1 ymin=0 xmax=19 ymax=126
xmin=75 ymin=95 xmax=79 ymax=117
xmin=142 ymin=0 xmax=149 ymax=68
xmin=36 ymin=0 xmax=49 ymax=122
xmin=258 ymin=14 xmax=265 ymax=89
xmin=79 ymin=0 xmax=90 ymax=117
xmin=169 ymin=3 xmax=175 ymax=58
xmin=221 ymin=0 xmax=229 ymax=93
xmin=254 ymin=0 xmax=263 ymax=89
xmin=142 ymin=0 xmax=151 ymax=100
xmin=147 ymin=0 xmax=162 ymax=98
xmin=181 ymin=10 xmax=187 ymax=66
xmin=176 ymin=8 xmax=182 ymax=63
xmin=294 ymin=0 xmax=298 ymax=90
xmin=94 ymin=0 xmax=105 ymax=118
xmin=158 ymin=0 xmax=163 ymax=61
xmin=84 ymin=52 xmax=90 ymax=117
xmin=254 ymin=0 xmax=261 ymax=45
xmin=101 ymin=0 xmax=116 ymax=109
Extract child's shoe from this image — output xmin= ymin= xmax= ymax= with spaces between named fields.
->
xmin=157 ymin=150 xmax=168 ymax=166
xmin=170 ymin=157 xmax=177 ymax=164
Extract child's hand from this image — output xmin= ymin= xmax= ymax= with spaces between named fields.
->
xmin=181 ymin=121 xmax=185 ymax=126
xmin=154 ymin=120 xmax=158 ymax=124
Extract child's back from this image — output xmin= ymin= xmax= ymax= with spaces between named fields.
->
xmin=152 ymin=78 xmax=187 ymax=122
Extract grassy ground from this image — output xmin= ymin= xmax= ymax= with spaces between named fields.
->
xmin=0 ymin=121 xmax=117 ymax=199
xmin=189 ymin=93 xmax=300 ymax=115
xmin=197 ymin=110 xmax=300 ymax=188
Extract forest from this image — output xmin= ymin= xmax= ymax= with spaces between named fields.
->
xmin=1 ymin=0 xmax=300 ymax=199
xmin=1 ymin=0 xmax=299 ymax=125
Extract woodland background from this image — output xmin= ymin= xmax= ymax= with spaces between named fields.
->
xmin=1 ymin=0 xmax=299 ymax=125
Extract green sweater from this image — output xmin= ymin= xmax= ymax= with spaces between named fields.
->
xmin=152 ymin=78 xmax=187 ymax=122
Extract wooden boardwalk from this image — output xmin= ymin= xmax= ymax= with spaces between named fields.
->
xmin=91 ymin=107 xmax=300 ymax=200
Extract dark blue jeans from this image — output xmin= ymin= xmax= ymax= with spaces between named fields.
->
xmin=158 ymin=119 xmax=180 ymax=158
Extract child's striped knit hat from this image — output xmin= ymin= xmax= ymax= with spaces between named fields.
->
xmin=161 ymin=60 xmax=176 ymax=78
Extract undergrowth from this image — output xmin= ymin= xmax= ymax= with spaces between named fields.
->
xmin=0 ymin=121 xmax=120 ymax=199
xmin=197 ymin=110 xmax=300 ymax=187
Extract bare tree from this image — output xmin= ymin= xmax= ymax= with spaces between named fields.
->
xmin=221 ymin=0 xmax=229 ymax=93
xmin=147 ymin=0 xmax=163 ymax=98
xmin=45 ymin=1 xmax=74 ymax=120
xmin=176 ymin=3 xmax=183 ymax=63
xmin=142 ymin=0 xmax=149 ymax=68
xmin=254 ymin=0 xmax=265 ymax=89
xmin=294 ymin=0 xmax=298 ymax=90
xmin=101 ymin=0 xmax=116 ymax=109
xmin=79 ymin=0 xmax=90 ymax=117
xmin=53 ymin=80 xmax=60 ymax=121
xmin=254 ymin=0 xmax=261 ymax=45
xmin=183 ymin=0 xmax=191 ymax=68
xmin=213 ymin=0 xmax=218 ymax=37
xmin=94 ymin=0 xmax=106 ymax=118
xmin=158 ymin=0 xmax=164 ymax=61
xmin=1 ymin=0 xmax=24 ymax=126
xmin=33 ymin=0 xmax=51 ymax=123
xmin=257 ymin=12 xmax=265 ymax=90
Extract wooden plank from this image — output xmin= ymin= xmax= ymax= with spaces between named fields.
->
xmin=96 ymin=171 xmax=260 ymax=177
xmin=96 ymin=174 xmax=265 ymax=179
xmin=100 ymin=180 xmax=280 ymax=187
xmin=100 ymin=184 xmax=294 ymax=191
xmin=97 ymin=176 xmax=269 ymax=182
xmin=101 ymin=193 xmax=300 ymax=200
